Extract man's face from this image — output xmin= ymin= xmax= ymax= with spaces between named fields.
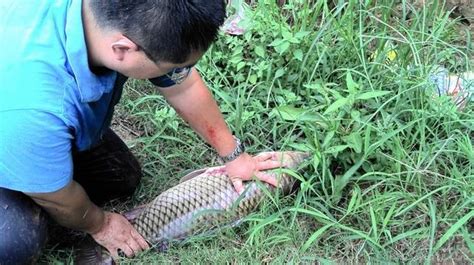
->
xmin=115 ymin=50 xmax=202 ymax=79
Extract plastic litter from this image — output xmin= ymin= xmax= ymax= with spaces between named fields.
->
xmin=222 ymin=0 xmax=249 ymax=35
xmin=428 ymin=66 xmax=473 ymax=110
xmin=370 ymin=42 xmax=472 ymax=111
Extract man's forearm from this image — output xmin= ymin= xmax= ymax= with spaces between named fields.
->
xmin=159 ymin=69 xmax=237 ymax=157
xmin=26 ymin=180 xmax=104 ymax=234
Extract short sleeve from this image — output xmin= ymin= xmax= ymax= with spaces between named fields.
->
xmin=149 ymin=66 xmax=193 ymax=87
xmin=0 ymin=110 xmax=73 ymax=193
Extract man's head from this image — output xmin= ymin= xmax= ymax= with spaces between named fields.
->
xmin=85 ymin=0 xmax=226 ymax=78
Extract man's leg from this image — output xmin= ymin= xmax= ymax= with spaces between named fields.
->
xmin=47 ymin=128 xmax=143 ymax=247
xmin=73 ymin=128 xmax=143 ymax=206
xmin=0 ymin=188 xmax=48 ymax=265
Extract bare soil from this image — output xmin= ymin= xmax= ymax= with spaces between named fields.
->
xmin=446 ymin=0 xmax=474 ymax=25
xmin=410 ymin=0 xmax=473 ymax=37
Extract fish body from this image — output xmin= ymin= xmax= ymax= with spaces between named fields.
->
xmin=75 ymin=151 xmax=308 ymax=264
xmin=135 ymin=166 xmax=292 ymax=243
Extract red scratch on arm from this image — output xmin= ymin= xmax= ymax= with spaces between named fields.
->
xmin=206 ymin=124 xmax=218 ymax=146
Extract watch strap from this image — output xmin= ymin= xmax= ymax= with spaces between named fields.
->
xmin=220 ymin=136 xmax=245 ymax=163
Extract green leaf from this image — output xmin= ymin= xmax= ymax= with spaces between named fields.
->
xmin=356 ymin=91 xmax=391 ymax=100
xmin=269 ymin=38 xmax=284 ymax=47
xmin=288 ymin=142 xmax=313 ymax=152
xmin=293 ymin=49 xmax=303 ymax=61
xmin=323 ymin=97 xmax=349 ymax=115
xmin=350 ymin=110 xmax=361 ymax=121
xmin=333 ymin=158 xmax=365 ymax=204
xmin=249 ymin=74 xmax=257 ymax=84
xmin=434 ymin=209 xmax=474 ymax=252
xmin=236 ymin=61 xmax=246 ymax=71
xmin=254 ymin=45 xmax=265 ymax=58
xmin=346 ymin=72 xmax=359 ymax=94
xmin=334 ymin=223 xmax=383 ymax=249
xmin=275 ymin=68 xmax=285 ymax=79
xmin=346 ymin=186 xmax=360 ymax=214
xmin=312 ymin=151 xmax=321 ymax=169
xmin=394 ymin=186 xmax=451 ymax=218
xmin=385 ymin=227 xmax=429 ymax=246
xmin=275 ymin=41 xmax=290 ymax=55
xmin=324 ymin=145 xmax=349 ymax=155
xmin=365 ymin=119 xmax=419 ymax=155
xmin=461 ymin=226 xmax=474 ymax=255
xmin=282 ymin=30 xmax=293 ymax=40
xmin=322 ymin=131 xmax=335 ymax=148
xmin=301 ymin=224 xmax=333 ymax=252
xmin=369 ymin=205 xmax=378 ymax=238
xmin=229 ymin=55 xmax=242 ymax=65
xmin=272 ymin=105 xmax=326 ymax=123
xmin=363 ymin=124 xmax=372 ymax=154
xmin=344 ymin=132 xmax=363 ymax=153
xmin=289 ymin=37 xmax=301 ymax=44
xmin=295 ymin=31 xmax=311 ymax=39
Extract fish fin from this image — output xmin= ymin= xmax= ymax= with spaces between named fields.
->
xmin=123 ymin=204 xmax=148 ymax=222
xmin=180 ymin=166 xmax=227 ymax=183
xmin=179 ymin=168 xmax=208 ymax=183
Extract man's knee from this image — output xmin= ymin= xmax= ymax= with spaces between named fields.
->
xmin=126 ymin=154 xmax=142 ymax=191
xmin=73 ymin=128 xmax=143 ymax=204
xmin=0 ymin=188 xmax=48 ymax=265
xmin=99 ymin=128 xmax=143 ymax=195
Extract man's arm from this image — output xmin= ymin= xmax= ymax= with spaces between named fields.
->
xmin=158 ymin=69 xmax=282 ymax=193
xmin=157 ymin=68 xmax=236 ymax=157
xmin=26 ymin=180 xmax=149 ymax=258
xmin=26 ymin=180 xmax=103 ymax=233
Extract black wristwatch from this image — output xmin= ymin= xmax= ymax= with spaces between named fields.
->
xmin=220 ymin=136 xmax=245 ymax=163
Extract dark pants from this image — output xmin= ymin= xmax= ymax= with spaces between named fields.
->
xmin=0 ymin=129 xmax=142 ymax=265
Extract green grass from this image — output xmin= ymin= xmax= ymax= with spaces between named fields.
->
xmin=42 ymin=0 xmax=473 ymax=264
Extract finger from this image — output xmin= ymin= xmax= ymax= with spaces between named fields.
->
xmin=119 ymin=244 xmax=134 ymax=258
xmin=257 ymin=160 xmax=283 ymax=171
xmin=254 ymin=171 xmax=278 ymax=187
xmin=126 ymin=238 xmax=142 ymax=256
xmin=255 ymin=152 xmax=276 ymax=162
xmin=131 ymin=229 xmax=150 ymax=250
xmin=231 ymin=178 xmax=244 ymax=194
xmin=106 ymin=247 xmax=120 ymax=261
xmin=256 ymin=152 xmax=289 ymax=166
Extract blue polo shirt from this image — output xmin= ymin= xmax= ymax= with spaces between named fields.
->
xmin=0 ymin=0 xmax=191 ymax=193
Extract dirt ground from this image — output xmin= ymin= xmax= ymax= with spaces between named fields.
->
xmin=445 ymin=0 xmax=473 ymax=24
xmin=412 ymin=0 xmax=473 ymax=35
xmin=446 ymin=0 xmax=474 ymax=41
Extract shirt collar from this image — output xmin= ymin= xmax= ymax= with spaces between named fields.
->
xmin=64 ymin=0 xmax=116 ymax=103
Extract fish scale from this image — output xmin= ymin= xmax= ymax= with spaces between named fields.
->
xmin=133 ymin=159 xmax=299 ymax=244
xmin=74 ymin=151 xmax=308 ymax=265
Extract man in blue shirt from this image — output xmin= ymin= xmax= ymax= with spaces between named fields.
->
xmin=0 ymin=0 xmax=283 ymax=263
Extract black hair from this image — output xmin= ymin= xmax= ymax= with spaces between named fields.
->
xmin=89 ymin=0 xmax=226 ymax=64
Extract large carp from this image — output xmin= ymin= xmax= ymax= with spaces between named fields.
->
xmin=75 ymin=151 xmax=308 ymax=264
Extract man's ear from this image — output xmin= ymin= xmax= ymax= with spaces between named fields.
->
xmin=111 ymin=35 xmax=139 ymax=61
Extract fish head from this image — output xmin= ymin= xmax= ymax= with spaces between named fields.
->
xmin=252 ymin=151 xmax=310 ymax=195
xmin=273 ymin=151 xmax=311 ymax=169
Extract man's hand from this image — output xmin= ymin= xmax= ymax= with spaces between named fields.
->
xmin=27 ymin=181 xmax=149 ymax=259
xmin=90 ymin=212 xmax=149 ymax=259
xmin=225 ymin=152 xmax=284 ymax=194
